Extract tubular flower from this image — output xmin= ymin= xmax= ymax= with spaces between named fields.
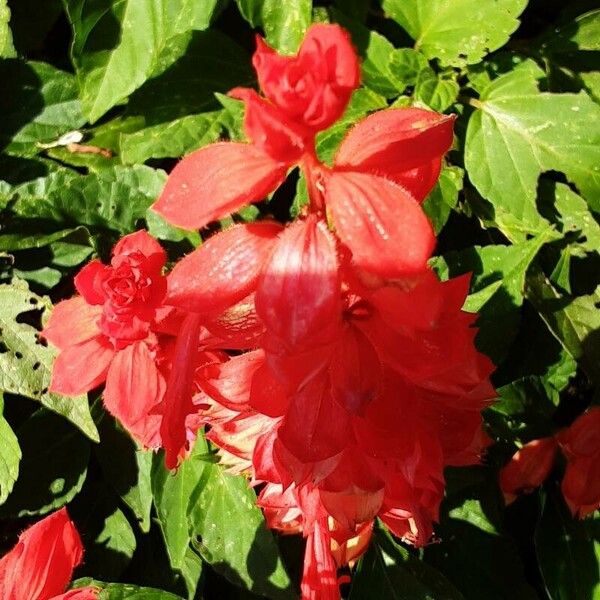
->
xmin=0 ymin=508 xmax=97 ymax=600
xmin=557 ymin=408 xmax=600 ymax=518
xmin=499 ymin=438 xmax=558 ymax=504
xmin=152 ymin=23 xmax=454 ymax=283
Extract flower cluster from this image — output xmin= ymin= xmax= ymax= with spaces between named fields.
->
xmin=45 ymin=24 xmax=497 ymax=598
xmin=0 ymin=508 xmax=96 ymax=599
xmin=500 ymin=407 xmax=600 ymax=517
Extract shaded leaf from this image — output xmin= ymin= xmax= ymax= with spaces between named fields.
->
xmin=0 ymin=393 xmax=20 ymax=505
xmin=423 ymin=166 xmax=463 ymax=234
xmin=0 ymin=408 xmax=89 ymax=517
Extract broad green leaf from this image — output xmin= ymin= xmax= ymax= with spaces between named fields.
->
xmin=93 ymin=506 xmax=137 ymax=577
xmin=73 ymin=579 xmax=185 ymax=599
xmin=538 ymin=9 xmax=600 ymax=102
xmin=465 ymin=60 xmax=600 ymax=240
xmin=414 ymin=68 xmax=459 ymax=112
xmin=125 ymin=31 xmax=253 ymax=124
xmin=64 ymin=0 xmax=225 ymax=122
xmin=526 ymin=272 xmax=600 ymax=383
xmin=389 ymin=48 xmax=430 ymax=89
xmin=350 ymin=526 xmax=464 ymax=599
xmin=120 ymin=110 xmax=226 ymax=164
xmin=11 ymin=166 xmax=166 ymax=241
xmin=0 ymin=408 xmax=89 ymax=517
xmin=152 ymin=438 xmax=208 ymax=570
xmin=535 ymin=488 xmax=600 ymax=600
xmin=316 ymin=87 xmax=388 ymax=164
xmin=0 ymin=394 xmax=20 ymax=505
xmin=423 ymin=166 xmax=463 ymax=234
xmin=332 ymin=10 xmax=408 ymax=97
xmin=235 ymin=0 xmax=312 ymax=53
xmin=0 ymin=60 xmax=85 ymax=156
xmin=0 ymin=280 xmax=98 ymax=440
xmin=435 ymin=226 xmax=558 ymax=362
xmin=189 ymin=460 xmax=294 ymax=598
xmin=95 ymin=410 xmax=153 ymax=532
xmin=179 ymin=548 xmax=203 ymax=600
xmin=0 ymin=0 xmax=15 ymax=57
xmin=382 ymin=0 xmax=527 ymax=67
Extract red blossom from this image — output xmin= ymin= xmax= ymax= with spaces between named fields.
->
xmin=0 ymin=508 xmax=97 ymax=600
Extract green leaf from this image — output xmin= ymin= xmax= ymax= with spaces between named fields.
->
xmin=535 ymin=487 xmax=600 ymax=600
xmin=0 ymin=60 xmax=86 ymax=156
xmin=350 ymin=526 xmax=464 ymax=599
xmin=422 ymin=166 xmax=463 ymax=234
xmin=0 ymin=394 xmax=20 ymax=505
xmin=11 ymin=166 xmax=166 ymax=241
xmin=0 ymin=0 xmax=15 ymax=58
xmin=465 ymin=60 xmax=600 ymax=241
xmin=0 ymin=226 xmax=90 ymax=252
xmin=73 ymin=579 xmax=185 ymax=600
xmin=151 ymin=438 xmax=207 ymax=570
xmin=64 ymin=0 xmax=225 ymax=122
xmin=235 ymin=0 xmax=312 ymax=53
xmin=332 ymin=9 xmax=421 ymax=97
xmin=0 ymin=279 xmax=98 ymax=440
xmin=538 ymin=8 xmax=600 ymax=102
xmin=424 ymin=492 xmax=537 ymax=599
xmin=189 ymin=460 xmax=294 ymax=598
xmin=125 ymin=31 xmax=253 ymax=124
xmin=526 ymin=272 xmax=600 ymax=383
xmin=316 ymin=87 xmax=388 ymax=164
xmin=120 ymin=110 xmax=226 ymax=164
xmin=95 ymin=409 xmax=153 ymax=532
xmin=434 ymin=226 xmax=558 ymax=362
xmin=0 ymin=408 xmax=89 ymax=517
xmin=382 ymin=0 xmax=527 ymax=67
xmin=414 ymin=68 xmax=459 ymax=112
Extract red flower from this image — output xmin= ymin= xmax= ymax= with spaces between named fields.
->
xmin=499 ymin=438 xmax=558 ymax=504
xmin=152 ymin=23 xmax=454 ymax=283
xmin=558 ymin=408 xmax=600 ymax=518
xmin=44 ymin=231 xmax=169 ymax=447
xmin=0 ymin=508 xmax=97 ymax=600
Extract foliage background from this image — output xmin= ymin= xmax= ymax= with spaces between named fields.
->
xmin=0 ymin=0 xmax=599 ymax=598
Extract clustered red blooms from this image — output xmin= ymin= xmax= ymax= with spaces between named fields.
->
xmin=41 ymin=24 xmax=503 ymax=599
xmin=500 ymin=407 xmax=600 ymax=517
xmin=0 ymin=508 xmax=96 ymax=599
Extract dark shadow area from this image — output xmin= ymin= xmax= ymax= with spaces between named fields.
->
xmin=0 ymin=60 xmax=44 ymax=152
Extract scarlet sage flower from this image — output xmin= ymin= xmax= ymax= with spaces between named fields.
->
xmin=43 ymin=230 xmax=171 ymax=448
xmin=152 ymin=23 xmax=454 ymax=283
xmin=0 ymin=508 xmax=97 ymax=600
xmin=499 ymin=438 xmax=558 ymax=504
xmin=557 ymin=408 xmax=600 ymax=518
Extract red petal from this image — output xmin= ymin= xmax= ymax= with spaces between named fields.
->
xmin=49 ymin=336 xmax=113 ymax=395
xmin=0 ymin=508 xmax=84 ymax=600
xmin=561 ymin=455 xmax=600 ymax=518
xmin=499 ymin=438 xmax=557 ymax=504
xmin=200 ymin=350 xmax=264 ymax=412
xmin=256 ymin=216 xmax=342 ymax=352
xmin=113 ymin=230 xmax=166 ymax=267
xmin=278 ymin=375 xmax=351 ymax=464
xmin=335 ymin=109 xmax=454 ymax=201
xmin=103 ymin=341 xmax=165 ymax=448
xmin=74 ymin=260 xmax=108 ymax=304
xmin=249 ymin=363 xmax=290 ymax=417
xmin=167 ymin=221 xmax=282 ymax=315
xmin=326 ymin=171 xmax=435 ymax=280
xmin=229 ymin=87 xmax=308 ymax=163
xmin=160 ymin=314 xmax=204 ymax=469
xmin=329 ymin=325 xmax=381 ymax=415
xmin=152 ymin=143 xmax=288 ymax=230
xmin=43 ymin=297 xmax=101 ymax=350
xmin=557 ymin=407 xmax=600 ymax=458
